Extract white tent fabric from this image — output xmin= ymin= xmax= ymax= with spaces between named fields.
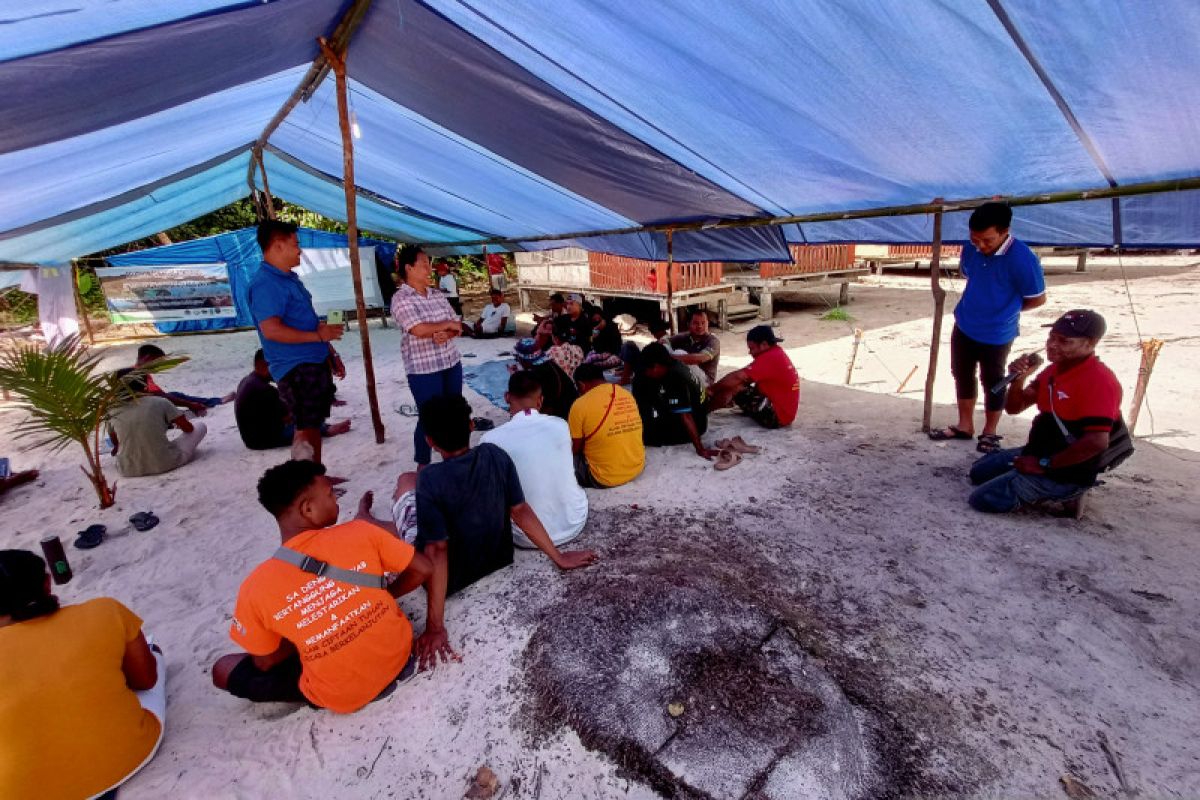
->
xmin=1 ymin=0 xmax=1199 ymax=263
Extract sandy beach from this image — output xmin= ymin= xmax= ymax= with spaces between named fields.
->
xmin=2 ymin=254 xmax=1198 ymax=799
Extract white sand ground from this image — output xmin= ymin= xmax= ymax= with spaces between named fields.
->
xmin=1 ymin=255 xmax=1197 ymax=799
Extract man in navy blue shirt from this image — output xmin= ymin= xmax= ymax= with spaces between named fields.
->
xmin=247 ymin=221 xmax=346 ymax=465
xmin=930 ymin=203 xmax=1046 ymax=453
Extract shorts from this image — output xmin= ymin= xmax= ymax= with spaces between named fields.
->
xmin=950 ymin=326 xmax=1012 ymax=411
xmin=734 ymin=386 xmax=781 ymax=429
xmin=226 ymin=652 xmax=417 ymax=707
xmin=278 ymin=361 xmax=334 ymax=431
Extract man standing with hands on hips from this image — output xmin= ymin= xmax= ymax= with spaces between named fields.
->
xmin=929 ymin=202 xmax=1046 ymax=453
xmin=248 ymin=221 xmax=346 ymax=466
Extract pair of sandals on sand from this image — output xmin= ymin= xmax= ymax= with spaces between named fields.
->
xmin=713 ymin=436 xmax=762 ymax=471
xmin=73 ymin=512 xmax=160 ymax=550
xmin=928 ymin=426 xmax=1003 ymax=453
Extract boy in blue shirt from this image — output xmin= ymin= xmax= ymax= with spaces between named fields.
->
xmin=930 ymin=203 xmax=1046 ymax=453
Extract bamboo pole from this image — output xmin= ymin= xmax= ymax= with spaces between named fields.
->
xmin=70 ymin=262 xmax=96 ymax=345
xmin=1127 ymin=338 xmax=1163 ymax=433
xmin=896 ymin=364 xmax=919 ymax=394
xmin=921 ymin=204 xmax=946 ymax=432
xmin=426 ymin=175 xmax=1200 ymax=250
xmin=845 ymin=328 xmax=863 ymax=384
xmin=665 ymin=229 xmax=676 ymax=334
xmin=255 ymin=149 xmax=277 ymax=220
xmin=319 ymin=37 xmax=386 ymax=445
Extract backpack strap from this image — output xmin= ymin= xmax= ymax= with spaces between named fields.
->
xmin=272 ymin=547 xmax=389 ymax=590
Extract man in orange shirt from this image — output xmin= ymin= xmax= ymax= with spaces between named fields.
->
xmin=212 ymin=460 xmax=432 ymax=713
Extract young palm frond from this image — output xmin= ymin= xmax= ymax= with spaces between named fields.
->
xmin=0 ymin=335 xmax=188 ymax=507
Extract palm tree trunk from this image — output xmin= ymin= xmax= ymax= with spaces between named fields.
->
xmin=79 ymin=437 xmax=115 ymax=508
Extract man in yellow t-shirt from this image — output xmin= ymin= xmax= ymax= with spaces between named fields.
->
xmin=569 ymin=363 xmax=645 ymax=488
xmin=212 ymin=460 xmax=432 ymax=714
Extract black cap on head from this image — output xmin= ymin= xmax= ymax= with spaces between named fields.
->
xmin=746 ymin=325 xmax=783 ymax=345
xmin=1045 ymin=309 xmax=1106 ymax=340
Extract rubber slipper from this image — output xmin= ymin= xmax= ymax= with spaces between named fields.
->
xmin=928 ymin=426 xmax=973 ymax=441
xmin=714 ymin=449 xmax=742 ymax=471
xmin=129 ymin=512 xmax=159 ymax=532
xmin=74 ymin=524 xmax=106 ymax=550
xmin=976 ymin=434 xmax=1003 ymax=453
xmin=472 ymin=417 xmax=496 ymax=431
xmin=726 ymin=436 xmax=762 ymax=454
xmin=396 ymin=404 xmax=419 ymax=417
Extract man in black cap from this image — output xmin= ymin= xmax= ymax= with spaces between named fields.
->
xmin=709 ymin=325 xmax=800 ymax=428
xmin=967 ymin=309 xmax=1131 ymax=517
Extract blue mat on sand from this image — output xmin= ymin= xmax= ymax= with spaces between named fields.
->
xmin=464 ymin=359 xmax=513 ymax=410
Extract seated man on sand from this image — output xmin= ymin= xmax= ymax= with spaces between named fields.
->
xmin=709 ymin=325 xmax=800 ymax=429
xmin=632 ymin=343 xmax=719 ymax=460
xmin=213 ymin=460 xmax=433 ymax=712
xmin=397 ymin=395 xmax=598 ymax=667
xmin=235 ymin=349 xmax=351 ymax=450
xmin=461 ymin=288 xmax=512 ymax=338
xmin=533 ymin=292 xmax=567 ymax=326
xmin=481 ymin=371 xmax=588 ymax=547
xmin=512 ymin=338 xmax=578 ymax=419
xmin=109 ymin=370 xmax=207 ymax=477
xmin=134 ymin=344 xmax=233 ymax=416
xmin=967 ymin=309 xmax=1132 ymax=518
xmin=570 ymin=363 xmax=646 ymax=487
xmin=669 ymin=308 xmax=721 ymax=385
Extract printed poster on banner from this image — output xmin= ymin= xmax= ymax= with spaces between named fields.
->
xmin=95 ymin=263 xmax=237 ymax=324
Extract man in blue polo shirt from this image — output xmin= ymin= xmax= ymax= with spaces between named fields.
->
xmin=247 ymin=220 xmax=345 ymax=465
xmin=930 ymin=202 xmax=1046 ymax=453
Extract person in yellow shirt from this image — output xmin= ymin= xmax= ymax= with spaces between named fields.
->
xmin=569 ymin=363 xmax=645 ymax=488
xmin=0 ymin=549 xmax=166 ymax=800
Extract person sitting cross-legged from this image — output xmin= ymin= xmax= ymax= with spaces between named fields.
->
xmin=400 ymin=395 xmax=598 ymax=669
xmin=235 ymin=349 xmax=351 ymax=450
xmin=481 ymin=371 xmax=588 ymax=548
xmin=212 ymin=460 xmax=433 ymax=713
xmin=968 ymin=309 xmax=1131 ymax=517
xmin=461 ymin=289 xmax=513 ymax=338
xmin=709 ymin=325 xmax=800 ymax=429
xmin=569 ymin=363 xmax=645 ymax=487
xmin=109 ymin=370 xmax=207 ymax=477
xmin=632 ymin=342 xmax=719 ymax=460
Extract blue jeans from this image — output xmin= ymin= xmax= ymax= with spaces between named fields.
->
xmin=408 ymin=362 xmax=463 ymax=465
xmin=167 ymin=391 xmax=223 ymax=408
xmin=968 ymin=448 xmax=1090 ymax=513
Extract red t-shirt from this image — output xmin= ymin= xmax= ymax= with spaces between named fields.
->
xmin=1024 ymin=354 xmax=1123 ymax=483
xmin=745 ymin=346 xmax=800 ymax=426
xmin=486 ymin=253 xmax=506 ymax=275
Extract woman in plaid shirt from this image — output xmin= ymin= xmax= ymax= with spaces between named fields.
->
xmin=391 ymin=245 xmax=464 ymax=466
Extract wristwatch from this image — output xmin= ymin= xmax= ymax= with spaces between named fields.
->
xmin=1038 ymin=457 xmax=1052 ymax=469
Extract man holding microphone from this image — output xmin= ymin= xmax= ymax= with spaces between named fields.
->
xmin=248 ymin=220 xmax=346 ymax=465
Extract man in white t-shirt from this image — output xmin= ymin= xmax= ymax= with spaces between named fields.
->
xmin=462 ymin=289 xmax=512 ymax=338
xmin=480 ymin=370 xmax=588 ymax=547
xmin=435 ymin=261 xmax=461 ymax=316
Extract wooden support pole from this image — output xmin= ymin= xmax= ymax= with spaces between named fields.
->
xmin=255 ymin=148 xmax=277 ymax=220
xmin=1128 ymin=338 xmax=1163 ymax=433
xmin=896 ymin=364 xmax=919 ymax=394
xmin=319 ymin=37 xmax=385 ymax=445
xmin=845 ymin=328 xmax=863 ymax=384
xmin=71 ymin=262 xmax=96 ymax=346
xmin=666 ymin=229 xmax=676 ymax=334
xmin=921 ymin=203 xmax=946 ymax=432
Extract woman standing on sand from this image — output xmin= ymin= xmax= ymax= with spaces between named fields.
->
xmin=391 ymin=244 xmax=464 ymax=468
xmin=0 ymin=549 xmax=167 ymax=799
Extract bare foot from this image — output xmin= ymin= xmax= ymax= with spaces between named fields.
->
xmin=220 ymin=392 xmax=236 ymax=404
xmin=325 ymin=420 xmax=352 ymax=437
xmin=0 ymin=469 xmax=39 ymax=495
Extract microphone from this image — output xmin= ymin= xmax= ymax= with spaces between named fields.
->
xmin=989 ymin=352 xmax=1043 ymax=396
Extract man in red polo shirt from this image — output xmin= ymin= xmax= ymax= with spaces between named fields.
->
xmin=709 ymin=325 xmax=800 ymax=428
xmin=968 ymin=309 xmax=1131 ymax=517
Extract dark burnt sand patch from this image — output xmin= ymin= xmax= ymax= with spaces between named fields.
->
xmin=520 ymin=504 xmax=995 ymax=799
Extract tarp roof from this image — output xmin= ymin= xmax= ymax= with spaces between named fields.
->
xmin=2 ymin=0 xmax=1200 ymax=264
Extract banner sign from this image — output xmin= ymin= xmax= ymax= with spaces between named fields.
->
xmin=96 ymin=263 xmax=236 ymax=324
xmin=294 ymin=246 xmax=383 ymax=315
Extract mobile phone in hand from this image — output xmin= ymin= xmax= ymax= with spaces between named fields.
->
xmin=327 ymin=310 xmax=344 ymax=325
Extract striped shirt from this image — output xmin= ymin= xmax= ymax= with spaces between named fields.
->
xmin=391 ymin=284 xmax=461 ymax=375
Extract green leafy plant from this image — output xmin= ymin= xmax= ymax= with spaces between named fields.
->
xmin=820 ymin=306 xmax=853 ymax=322
xmin=0 ymin=336 xmax=187 ymax=508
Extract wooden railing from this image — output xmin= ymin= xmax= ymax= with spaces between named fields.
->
xmin=588 ymin=253 xmax=723 ymax=294
xmin=886 ymin=244 xmax=963 ymax=259
xmin=760 ymin=244 xmax=857 ymax=278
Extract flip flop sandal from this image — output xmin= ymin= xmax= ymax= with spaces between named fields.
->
xmin=396 ymin=404 xmax=419 ymax=417
xmin=129 ymin=512 xmax=159 ymax=532
xmin=727 ymin=435 xmax=762 ymax=454
xmin=74 ymin=524 xmax=106 ymax=550
xmin=928 ymin=426 xmax=973 ymax=441
xmin=472 ymin=417 xmax=496 ymax=431
xmin=976 ymin=434 xmax=1004 ymax=453
xmin=714 ymin=449 xmax=742 ymax=471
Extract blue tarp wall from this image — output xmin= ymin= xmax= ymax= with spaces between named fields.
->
xmin=105 ymin=227 xmax=394 ymax=333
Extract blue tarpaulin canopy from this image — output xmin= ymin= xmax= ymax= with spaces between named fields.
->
xmin=2 ymin=0 xmax=1200 ymax=265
